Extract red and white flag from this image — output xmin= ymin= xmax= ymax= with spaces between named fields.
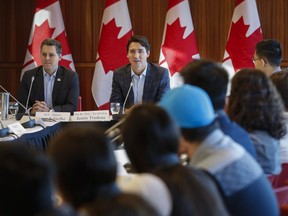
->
xmin=159 ymin=0 xmax=200 ymax=88
xmin=21 ymin=0 xmax=75 ymax=79
xmin=223 ymin=0 xmax=262 ymax=78
xmin=91 ymin=0 xmax=133 ymax=110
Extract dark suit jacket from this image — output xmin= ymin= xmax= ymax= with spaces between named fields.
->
xmin=18 ymin=66 xmax=79 ymax=114
xmin=110 ymin=62 xmax=170 ymax=108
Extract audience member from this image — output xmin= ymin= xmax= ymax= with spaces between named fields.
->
xmin=117 ymin=173 xmax=172 ymax=216
xmin=48 ymin=127 xmax=120 ymax=210
xmin=271 ymin=71 xmax=288 ymax=163
xmin=159 ymin=84 xmax=279 ymax=216
xmin=0 ymin=142 xmax=55 ymax=216
xmin=110 ymin=35 xmax=170 ymax=111
xmin=227 ymin=69 xmax=286 ymax=174
xmin=253 ymin=39 xmax=282 ymax=76
xmin=121 ymin=104 xmax=229 ymax=216
xmin=18 ymin=38 xmax=79 ymax=115
xmin=181 ymin=59 xmax=256 ymax=157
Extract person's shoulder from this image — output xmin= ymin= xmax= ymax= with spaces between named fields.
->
xmin=22 ymin=66 xmax=42 ymax=81
xmin=114 ymin=64 xmax=131 ymax=72
xmin=148 ymin=62 xmax=167 ymax=72
xmin=59 ymin=66 xmax=77 ymax=74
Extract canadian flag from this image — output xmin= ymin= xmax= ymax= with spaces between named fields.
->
xmin=159 ymin=0 xmax=200 ymax=88
xmin=223 ymin=0 xmax=262 ymax=79
xmin=21 ymin=0 xmax=75 ymax=79
xmin=91 ymin=0 xmax=133 ymax=110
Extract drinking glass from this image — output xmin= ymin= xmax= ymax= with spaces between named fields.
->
xmin=9 ymin=102 xmax=19 ymax=116
xmin=110 ymin=102 xmax=121 ymax=115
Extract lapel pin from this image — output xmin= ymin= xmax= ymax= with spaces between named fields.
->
xmin=57 ymin=78 xmax=61 ymax=82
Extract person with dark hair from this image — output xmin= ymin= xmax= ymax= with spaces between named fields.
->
xmin=18 ymin=38 xmax=79 ymax=115
xmin=0 ymin=143 xmax=55 ymax=216
xmin=181 ymin=59 xmax=256 ymax=157
xmin=253 ymin=39 xmax=282 ymax=76
xmin=121 ymin=104 xmax=229 ymax=216
xmin=48 ymin=127 xmax=120 ymax=210
xmin=227 ymin=69 xmax=286 ymax=174
xmin=110 ymin=35 xmax=170 ymax=111
xmin=159 ymin=84 xmax=279 ymax=216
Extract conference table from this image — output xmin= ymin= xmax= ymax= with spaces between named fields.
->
xmin=0 ymin=116 xmax=119 ymax=152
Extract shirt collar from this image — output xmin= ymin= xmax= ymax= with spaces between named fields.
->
xmin=130 ymin=65 xmax=147 ymax=78
xmin=42 ymin=67 xmax=58 ymax=77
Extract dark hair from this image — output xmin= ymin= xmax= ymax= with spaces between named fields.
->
xmin=155 ymin=165 xmax=229 ymax=216
xmin=80 ymin=193 xmax=159 ymax=216
xmin=41 ymin=38 xmax=62 ymax=55
xmin=227 ymin=69 xmax=286 ymax=138
xmin=0 ymin=143 xmax=54 ymax=216
xmin=126 ymin=35 xmax=150 ymax=53
xmin=181 ymin=59 xmax=229 ymax=110
xmin=180 ymin=120 xmax=218 ymax=142
xmin=271 ymin=71 xmax=288 ymax=110
xmin=255 ymin=39 xmax=282 ymax=67
xmin=121 ymin=104 xmax=180 ymax=173
xmin=48 ymin=127 xmax=117 ymax=209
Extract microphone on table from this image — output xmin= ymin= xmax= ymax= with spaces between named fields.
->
xmin=122 ymin=82 xmax=133 ymax=114
xmin=21 ymin=76 xmax=36 ymax=128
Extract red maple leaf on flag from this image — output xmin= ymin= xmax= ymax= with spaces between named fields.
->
xmin=225 ymin=17 xmax=262 ymax=71
xmin=28 ymin=20 xmax=55 ymax=67
xmin=97 ymin=18 xmax=132 ymax=74
xmin=161 ymin=18 xmax=198 ymax=76
xmin=55 ymin=31 xmax=73 ymax=68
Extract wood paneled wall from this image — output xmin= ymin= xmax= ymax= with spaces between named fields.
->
xmin=0 ymin=0 xmax=287 ymax=110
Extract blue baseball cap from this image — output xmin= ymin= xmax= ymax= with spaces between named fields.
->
xmin=158 ymin=85 xmax=216 ymax=128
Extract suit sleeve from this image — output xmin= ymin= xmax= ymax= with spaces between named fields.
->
xmin=110 ymin=71 xmax=125 ymax=105
xmin=53 ymin=71 xmax=79 ymax=113
xmin=155 ymin=68 xmax=170 ymax=102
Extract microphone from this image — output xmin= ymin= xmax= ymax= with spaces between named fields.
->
xmin=122 ymin=82 xmax=133 ymax=114
xmin=25 ymin=76 xmax=35 ymax=113
xmin=20 ymin=107 xmax=36 ymax=128
xmin=20 ymin=76 xmax=36 ymax=128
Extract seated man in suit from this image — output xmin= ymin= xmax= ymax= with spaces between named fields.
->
xmin=110 ymin=35 xmax=170 ymax=112
xmin=18 ymin=38 xmax=79 ymax=115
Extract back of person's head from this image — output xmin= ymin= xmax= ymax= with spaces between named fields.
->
xmin=271 ymin=71 xmax=288 ymax=110
xmin=227 ymin=69 xmax=286 ymax=138
xmin=0 ymin=142 xmax=54 ymax=216
xmin=41 ymin=38 xmax=62 ymax=55
xmin=117 ymin=173 xmax=172 ymax=216
xmin=121 ymin=104 xmax=180 ymax=173
xmin=181 ymin=59 xmax=229 ymax=110
xmin=155 ymin=165 xmax=229 ymax=216
xmin=158 ymin=84 xmax=218 ymax=142
xmin=255 ymin=39 xmax=282 ymax=67
xmin=80 ymin=193 xmax=159 ymax=216
xmin=48 ymin=127 xmax=118 ymax=209
xmin=126 ymin=35 xmax=150 ymax=53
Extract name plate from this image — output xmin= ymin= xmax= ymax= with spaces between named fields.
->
xmin=71 ymin=110 xmax=110 ymax=122
xmin=36 ymin=112 xmax=71 ymax=122
xmin=8 ymin=122 xmax=26 ymax=135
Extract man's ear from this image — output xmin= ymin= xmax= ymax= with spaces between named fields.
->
xmin=147 ymin=50 xmax=150 ymax=57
